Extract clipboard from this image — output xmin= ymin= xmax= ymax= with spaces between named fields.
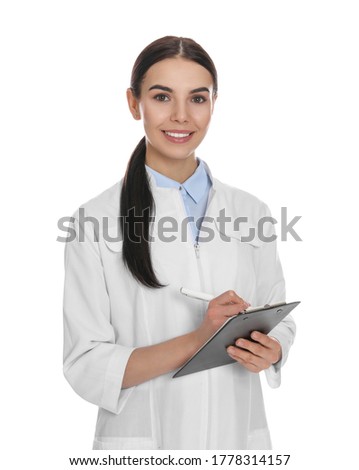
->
xmin=173 ymin=301 xmax=300 ymax=378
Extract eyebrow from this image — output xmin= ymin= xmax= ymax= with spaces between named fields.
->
xmin=148 ymin=85 xmax=210 ymax=94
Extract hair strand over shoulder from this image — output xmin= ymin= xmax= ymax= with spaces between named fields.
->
xmin=120 ymin=36 xmax=218 ymax=288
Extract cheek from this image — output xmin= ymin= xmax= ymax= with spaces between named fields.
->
xmin=141 ymin=105 xmax=168 ymax=128
xmin=192 ymin=106 xmax=212 ymax=128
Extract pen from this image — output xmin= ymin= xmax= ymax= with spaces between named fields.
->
xmin=180 ymin=287 xmax=215 ymax=302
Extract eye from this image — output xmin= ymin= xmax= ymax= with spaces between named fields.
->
xmin=154 ymin=94 xmax=169 ymax=102
xmin=192 ymin=95 xmax=207 ymax=104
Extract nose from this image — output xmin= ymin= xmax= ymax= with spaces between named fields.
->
xmin=170 ymin=100 xmax=189 ymax=123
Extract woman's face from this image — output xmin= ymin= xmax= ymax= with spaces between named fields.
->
xmin=128 ymin=57 xmax=216 ymax=167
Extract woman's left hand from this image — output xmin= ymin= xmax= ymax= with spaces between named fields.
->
xmin=227 ymin=332 xmax=282 ymax=373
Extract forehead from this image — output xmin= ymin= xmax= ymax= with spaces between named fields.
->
xmin=142 ymin=57 xmax=213 ymax=91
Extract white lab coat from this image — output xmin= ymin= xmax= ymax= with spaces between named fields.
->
xmin=63 ymin=162 xmax=296 ymax=450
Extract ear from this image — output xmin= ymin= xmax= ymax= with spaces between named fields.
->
xmin=211 ymin=92 xmax=217 ymax=114
xmin=126 ymin=88 xmax=141 ymax=120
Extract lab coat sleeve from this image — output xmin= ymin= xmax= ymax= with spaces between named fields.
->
xmin=63 ymin=212 xmax=135 ymax=414
xmin=253 ymin=203 xmax=296 ymax=388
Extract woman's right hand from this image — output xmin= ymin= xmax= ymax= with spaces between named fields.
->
xmin=195 ymin=290 xmax=250 ymax=345
xmin=122 ymin=290 xmax=250 ymax=389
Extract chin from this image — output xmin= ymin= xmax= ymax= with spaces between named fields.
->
xmin=146 ymin=139 xmax=199 ymax=163
xmin=166 ymin=153 xmax=196 ymax=162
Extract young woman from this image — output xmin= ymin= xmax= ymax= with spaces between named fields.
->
xmin=63 ymin=36 xmax=296 ymax=450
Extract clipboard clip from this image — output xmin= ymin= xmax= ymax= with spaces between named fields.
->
xmin=243 ymin=303 xmax=270 ymax=314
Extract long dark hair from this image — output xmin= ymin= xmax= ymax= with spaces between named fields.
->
xmin=120 ymin=36 xmax=218 ymax=288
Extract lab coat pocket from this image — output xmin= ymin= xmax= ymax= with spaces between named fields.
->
xmin=209 ymin=219 xmax=260 ymax=297
xmin=102 ymin=225 xmax=123 ymax=253
xmin=93 ymin=437 xmax=157 ymax=450
xmin=212 ymin=216 xmax=262 ymax=247
xmin=247 ymin=428 xmax=272 ymax=450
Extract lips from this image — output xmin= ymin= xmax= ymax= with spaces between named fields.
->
xmin=162 ymin=130 xmax=194 ymax=144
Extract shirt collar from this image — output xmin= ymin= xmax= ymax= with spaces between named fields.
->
xmin=145 ymin=158 xmax=212 ymax=204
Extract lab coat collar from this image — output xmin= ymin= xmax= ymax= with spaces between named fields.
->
xmin=145 ymin=158 xmax=216 ymax=194
xmin=145 ymin=158 xmax=211 ymax=204
xmin=181 ymin=159 xmax=211 ymax=204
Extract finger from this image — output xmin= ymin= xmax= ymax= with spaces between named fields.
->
xmin=234 ymin=338 xmax=267 ymax=357
xmin=250 ymin=331 xmax=273 ymax=347
xmin=234 ymin=356 xmax=263 ymax=373
xmin=228 ymin=350 xmax=260 ymax=372
xmin=227 ymin=346 xmax=270 ymax=371
xmin=210 ymin=290 xmax=250 ymax=308
xmin=218 ymin=302 xmax=249 ymax=318
xmin=206 ymin=303 xmax=247 ymax=329
xmin=251 ymin=332 xmax=282 ymax=361
xmin=235 ymin=335 xmax=281 ymax=364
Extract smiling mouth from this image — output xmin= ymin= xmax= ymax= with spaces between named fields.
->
xmin=162 ymin=130 xmax=194 ymax=143
xmin=164 ymin=131 xmax=192 ymax=138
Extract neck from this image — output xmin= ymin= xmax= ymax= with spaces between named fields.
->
xmin=145 ymin=152 xmax=198 ymax=184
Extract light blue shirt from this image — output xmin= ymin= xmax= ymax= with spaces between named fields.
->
xmin=145 ymin=159 xmax=212 ymax=243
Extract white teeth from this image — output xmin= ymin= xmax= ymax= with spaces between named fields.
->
xmin=165 ymin=131 xmax=191 ymax=138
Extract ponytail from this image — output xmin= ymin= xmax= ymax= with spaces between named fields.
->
xmin=121 ymin=35 xmax=218 ymax=288
xmin=120 ymin=137 xmax=165 ymax=288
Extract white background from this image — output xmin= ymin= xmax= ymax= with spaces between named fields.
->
xmin=1 ymin=0 xmax=358 ymax=468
